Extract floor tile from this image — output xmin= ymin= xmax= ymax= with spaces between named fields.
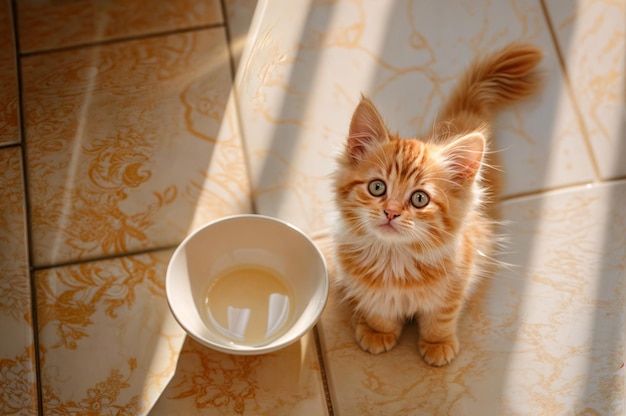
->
xmin=36 ymin=249 xmax=185 ymax=415
xmin=234 ymin=0 xmax=595 ymax=235
xmin=0 ymin=0 xmax=19 ymax=145
xmin=150 ymin=332 xmax=329 ymax=415
xmin=16 ymin=0 xmax=224 ymax=53
xmin=544 ymin=0 xmax=626 ymax=180
xmin=317 ymin=181 xmax=626 ymax=415
xmin=22 ymin=28 xmax=252 ymax=268
xmin=0 ymin=147 xmax=38 ymax=415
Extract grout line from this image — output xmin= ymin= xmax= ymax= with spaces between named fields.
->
xmin=604 ymin=174 xmax=626 ymax=183
xmin=229 ymin=78 xmax=260 ymax=215
xmin=11 ymin=0 xmax=44 ymax=414
xmin=313 ymin=325 xmax=336 ymax=416
xmin=0 ymin=141 xmax=21 ymax=150
xmin=500 ymin=181 xmax=592 ymax=202
xmin=218 ymin=0 xmax=259 ymax=215
xmin=538 ymin=0 xmax=602 ymax=181
xmin=18 ymin=23 xmax=226 ymax=57
xmin=32 ymin=244 xmax=179 ymax=272
xmin=218 ymin=0 xmax=238 ymax=87
xmin=500 ymin=176 xmax=626 ymax=203
xmin=499 ymin=182 xmax=592 ymax=202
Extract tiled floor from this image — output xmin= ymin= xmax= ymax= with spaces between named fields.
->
xmin=22 ymin=27 xmax=248 ymax=267
xmin=1 ymin=0 xmax=624 ymax=415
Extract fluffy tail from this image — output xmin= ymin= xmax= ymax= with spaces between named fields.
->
xmin=438 ymin=43 xmax=543 ymax=130
xmin=435 ymin=44 xmax=542 ymax=215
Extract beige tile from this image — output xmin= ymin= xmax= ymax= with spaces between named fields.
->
xmin=22 ymin=29 xmax=252 ymax=268
xmin=16 ymin=0 xmax=224 ymax=53
xmin=0 ymin=0 xmax=19 ymax=145
xmin=235 ymin=0 xmax=595 ymax=235
xmin=0 ymin=147 xmax=38 ymax=415
xmin=36 ymin=250 xmax=186 ymax=415
xmin=150 ymin=332 xmax=329 ymax=415
xmin=317 ymin=180 xmax=626 ymax=415
xmin=545 ymin=0 xmax=626 ymax=180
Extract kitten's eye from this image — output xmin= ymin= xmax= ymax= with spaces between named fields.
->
xmin=410 ymin=190 xmax=430 ymax=208
xmin=368 ymin=180 xmax=386 ymax=197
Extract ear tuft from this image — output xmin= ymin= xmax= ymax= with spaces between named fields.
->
xmin=346 ymin=96 xmax=389 ymax=160
xmin=441 ymin=132 xmax=485 ymax=181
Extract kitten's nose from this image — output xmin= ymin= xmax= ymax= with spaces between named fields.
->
xmin=383 ymin=201 xmax=402 ymax=220
xmin=383 ymin=201 xmax=402 ymax=221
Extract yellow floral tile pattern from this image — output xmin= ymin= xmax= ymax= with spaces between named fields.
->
xmin=545 ymin=0 xmax=626 ymax=180
xmin=317 ymin=181 xmax=626 ymax=414
xmin=16 ymin=0 xmax=224 ymax=53
xmin=0 ymin=147 xmax=38 ymax=415
xmin=36 ymin=250 xmax=186 ymax=415
xmin=0 ymin=0 xmax=19 ymax=145
xmin=22 ymin=28 xmax=252 ymax=268
xmin=150 ymin=333 xmax=329 ymax=415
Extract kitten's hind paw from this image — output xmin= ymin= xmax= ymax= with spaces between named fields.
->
xmin=355 ymin=322 xmax=401 ymax=354
xmin=419 ymin=338 xmax=459 ymax=366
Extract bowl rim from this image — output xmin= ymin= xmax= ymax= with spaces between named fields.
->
xmin=165 ymin=214 xmax=329 ymax=355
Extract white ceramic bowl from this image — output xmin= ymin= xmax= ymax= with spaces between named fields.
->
xmin=166 ymin=214 xmax=329 ymax=355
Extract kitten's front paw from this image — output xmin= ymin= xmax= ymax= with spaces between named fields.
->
xmin=418 ymin=338 xmax=459 ymax=366
xmin=356 ymin=322 xmax=399 ymax=354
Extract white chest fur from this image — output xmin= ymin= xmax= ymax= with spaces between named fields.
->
xmin=334 ymin=235 xmax=460 ymax=319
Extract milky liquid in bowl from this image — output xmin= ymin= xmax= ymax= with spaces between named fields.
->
xmin=204 ymin=264 xmax=295 ymax=346
xmin=166 ymin=214 xmax=329 ymax=355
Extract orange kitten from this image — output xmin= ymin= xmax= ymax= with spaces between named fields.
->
xmin=333 ymin=43 xmax=542 ymax=366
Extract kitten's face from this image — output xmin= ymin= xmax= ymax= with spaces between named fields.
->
xmin=335 ymin=137 xmax=471 ymax=247
xmin=334 ymin=97 xmax=485 ymax=249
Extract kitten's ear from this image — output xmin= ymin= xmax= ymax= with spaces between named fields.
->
xmin=346 ymin=96 xmax=389 ymax=160
xmin=441 ymin=132 xmax=485 ymax=181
